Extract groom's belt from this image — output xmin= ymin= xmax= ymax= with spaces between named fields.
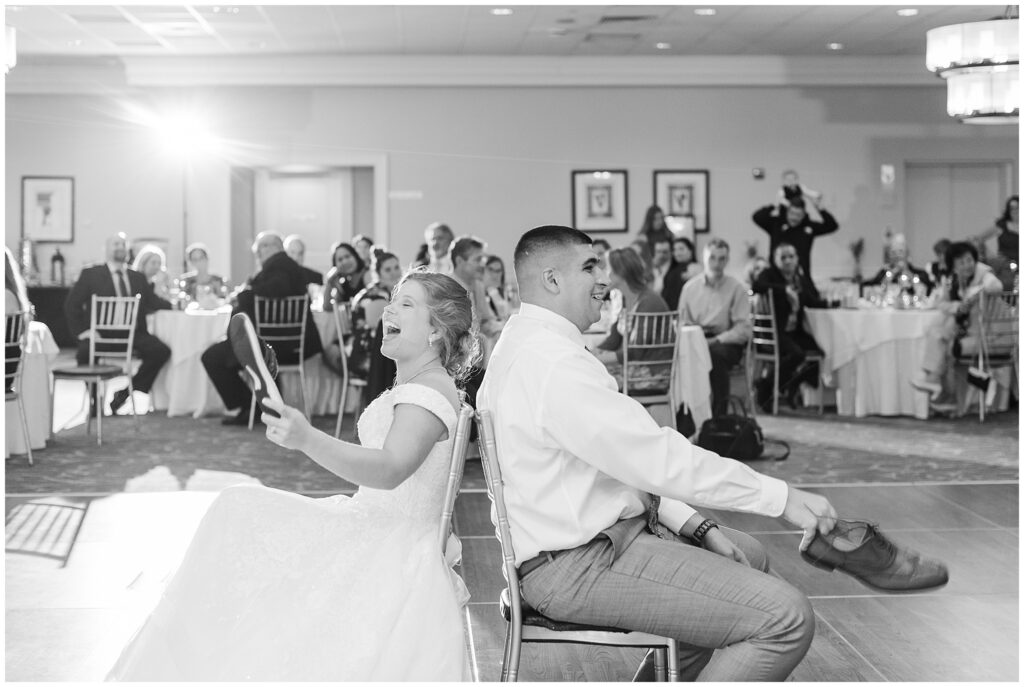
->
xmin=518 ymin=550 xmax=559 ymax=578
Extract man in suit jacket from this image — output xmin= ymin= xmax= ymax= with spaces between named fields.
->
xmin=202 ymin=231 xmax=323 ymax=425
xmin=751 ymin=242 xmax=826 ymax=410
xmin=64 ymin=232 xmax=173 ymax=415
xmin=284 ymin=234 xmax=324 ymax=287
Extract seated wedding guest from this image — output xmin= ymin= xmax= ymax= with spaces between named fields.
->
xmin=178 ymin=242 xmax=226 ymax=300
xmin=65 ymin=233 xmax=172 ymax=415
xmin=283 ymin=235 xmax=324 ymax=287
xmin=334 ymin=251 xmax=404 ymax=381
xmin=662 ymin=236 xmax=702 ymax=310
xmin=352 ymin=234 xmax=375 ymax=265
xmin=649 ymin=236 xmax=672 ymax=297
xmin=752 ymin=195 xmax=839 ymax=279
xmin=911 ymin=240 xmax=1003 ymax=405
xmin=751 ymin=243 xmax=826 ymax=410
xmin=449 ymin=236 xmax=502 ymax=410
xmin=424 ymin=221 xmax=455 ymax=274
xmin=411 ymin=243 xmax=430 ymax=269
xmin=482 ymin=254 xmax=513 ymax=321
xmin=5 ymin=246 xmax=32 ymax=392
xmin=591 ymin=238 xmax=611 ymax=272
xmin=677 ymin=238 xmax=751 ymax=417
xmin=591 ymin=248 xmax=671 ymax=387
xmin=925 ymin=238 xmax=952 ymax=286
xmin=638 ymin=204 xmax=675 ymax=248
xmin=861 ymin=233 xmax=933 ymax=295
xmin=321 ymin=241 xmax=372 ymax=310
xmin=201 ymin=232 xmax=321 ymax=426
xmin=744 ymin=255 xmax=770 ymax=287
xmin=132 ymin=244 xmax=173 ymax=301
xmin=478 ymin=224 xmax=840 ymax=682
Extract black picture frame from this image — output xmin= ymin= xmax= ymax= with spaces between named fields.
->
xmin=572 ymin=169 xmax=629 ymax=233
xmin=21 ymin=176 xmax=75 ymax=242
xmin=653 ymin=170 xmax=710 ymax=233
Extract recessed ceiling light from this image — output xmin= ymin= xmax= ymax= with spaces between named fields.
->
xmin=491 ymin=8 xmax=513 ymax=16
xmin=896 ymin=8 xmax=919 ymax=17
xmin=655 ymin=42 xmax=671 ymax=50
xmin=827 ymin=42 xmax=844 ymax=50
xmin=67 ymin=39 xmax=82 ymax=47
xmin=694 ymin=8 xmax=716 ymax=17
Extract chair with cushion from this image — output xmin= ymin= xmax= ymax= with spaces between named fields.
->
xmin=6 ymin=311 xmax=33 ymax=464
xmin=332 ymin=301 xmax=368 ymax=439
xmin=621 ymin=311 xmax=678 ymax=409
xmin=475 ymin=408 xmax=680 ymax=682
xmin=746 ymin=294 xmax=823 ymax=416
xmin=248 ymin=295 xmax=310 ymax=429
xmin=953 ymin=291 xmax=1018 ymax=421
xmin=51 ymin=295 xmax=141 ymax=445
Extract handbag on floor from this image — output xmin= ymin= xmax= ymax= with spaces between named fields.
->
xmin=696 ymin=397 xmax=789 ymax=462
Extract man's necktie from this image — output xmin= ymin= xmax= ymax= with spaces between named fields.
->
xmin=114 ymin=269 xmax=130 ymax=297
xmin=646 ymin=493 xmax=667 ymax=539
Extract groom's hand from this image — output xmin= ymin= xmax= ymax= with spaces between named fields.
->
xmin=702 ymin=528 xmax=751 ymax=567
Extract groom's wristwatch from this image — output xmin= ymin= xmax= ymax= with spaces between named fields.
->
xmin=691 ymin=519 xmax=719 ymax=544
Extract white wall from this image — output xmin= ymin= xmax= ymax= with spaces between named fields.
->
xmin=6 ymin=84 xmax=1017 ymax=285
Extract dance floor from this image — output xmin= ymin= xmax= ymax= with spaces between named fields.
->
xmin=5 ymin=365 xmax=1019 ymax=681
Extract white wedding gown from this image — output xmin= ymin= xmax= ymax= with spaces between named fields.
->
xmin=108 ymin=383 xmax=472 ymax=681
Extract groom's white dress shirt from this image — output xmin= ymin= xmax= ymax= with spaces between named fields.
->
xmin=478 ymin=302 xmax=789 ymax=566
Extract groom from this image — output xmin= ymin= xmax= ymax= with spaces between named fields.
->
xmin=477 ymin=225 xmax=839 ymax=681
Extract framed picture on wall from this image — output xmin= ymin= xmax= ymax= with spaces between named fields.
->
xmin=572 ymin=170 xmax=628 ymax=232
xmin=21 ymin=176 xmax=75 ymax=242
xmin=653 ymin=170 xmax=709 ymax=233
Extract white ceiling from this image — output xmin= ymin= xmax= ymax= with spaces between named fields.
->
xmin=6 ymin=4 xmax=1009 ymax=59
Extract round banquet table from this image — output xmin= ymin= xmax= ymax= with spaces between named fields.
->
xmin=804 ymin=307 xmax=946 ymax=418
xmin=150 ymin=307 xmax=345 ymax=418
xmin=6 ymin=321 xmax=59 ymax=458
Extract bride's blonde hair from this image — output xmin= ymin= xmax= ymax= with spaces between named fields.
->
xmin=395 ymin=268 xmax=481 ymax=382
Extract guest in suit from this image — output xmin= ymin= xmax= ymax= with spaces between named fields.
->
xmin=64 ymin=232 xmax=172 ymax=415
xmin=284 ymin=235 xmax=324 ymax=287
xmin=178 ymin=242 xmax=226 ymax=301
xmin=752 ymin=195 xmax=839 ymax=279
xmin=751 ymin=243 xmax=826 ymax=410
xmin=131 ymin=244 xmax=173 ymax=301
xmin=201 ymin=232 xmax=323 ymax=426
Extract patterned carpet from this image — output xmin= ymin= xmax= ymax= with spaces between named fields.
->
xmin=4 ymin=403 xmax=1018 ymax=495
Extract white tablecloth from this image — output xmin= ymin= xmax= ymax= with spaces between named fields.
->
xmin=150 ymin=307 xmax=344 ymax=418
xmin=669 ymin=325 xmax=713 ymax=430
xmin=6 ymin=321 xmax=59 ymax=457
xmin=805 ymin=308 xmax=944 ymax=418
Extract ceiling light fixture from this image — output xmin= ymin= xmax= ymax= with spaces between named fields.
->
xmin=694 ymin=9 xmax=716 ymax=17
xmin=827 ymin=42 xmax=843 ymax=50
xmin=655 ymin=42 xmax=671 ymax=50
xmin=897 ymin=9 xmax=919 ymax=17
xmin=926 ymin=9 xmax=1019 ymax=124
xmin=491 ymin=8 xmax=513 ymax=16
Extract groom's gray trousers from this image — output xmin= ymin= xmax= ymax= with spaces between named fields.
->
xmin=518 ymin=516 xmax=815 ymax=681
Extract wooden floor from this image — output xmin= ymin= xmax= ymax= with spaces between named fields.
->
xmin=4 ymin=376 xmax=1020 ymax=681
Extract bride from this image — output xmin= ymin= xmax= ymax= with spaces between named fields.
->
xmin=108 ymin=269 xmax=480 ymax=681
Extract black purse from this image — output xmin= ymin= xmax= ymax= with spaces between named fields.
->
xmin=696 ymin=397 xmax=788 ymax=462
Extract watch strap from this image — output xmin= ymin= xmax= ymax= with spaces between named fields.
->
xmin=691 ymin=518 xmax=719 ymax=544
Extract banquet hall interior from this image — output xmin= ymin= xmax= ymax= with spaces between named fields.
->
xmin=4 ymin=3 xmax=1019 ymax=682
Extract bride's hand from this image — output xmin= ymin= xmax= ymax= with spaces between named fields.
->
xmin=262 ymin=397 xmax=312 ymax=452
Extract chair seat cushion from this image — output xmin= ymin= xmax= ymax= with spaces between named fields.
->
xmin=52 ymin=364 xmax=124 ymax=378
xmin=499 ymin=588 xmax=632 ymax=634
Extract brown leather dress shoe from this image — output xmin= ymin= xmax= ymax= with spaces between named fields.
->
xmin=801 ymin=520 xmax=949 ymax=592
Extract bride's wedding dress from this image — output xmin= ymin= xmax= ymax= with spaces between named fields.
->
xmin=108 ymin=383 xmax=472 ymax=681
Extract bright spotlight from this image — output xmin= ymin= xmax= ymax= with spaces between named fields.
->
xmin=156 ymin=111 xmax=221 ymax=157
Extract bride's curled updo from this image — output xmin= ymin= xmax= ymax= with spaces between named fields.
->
xmin=397 ymin=268 xmax=481 ymax=382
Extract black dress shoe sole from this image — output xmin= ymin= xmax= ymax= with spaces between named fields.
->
xmin=800 ymin=550 xmax=950 ymax=593
xmin=228 ymin=314 xmax=282 ymax=419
